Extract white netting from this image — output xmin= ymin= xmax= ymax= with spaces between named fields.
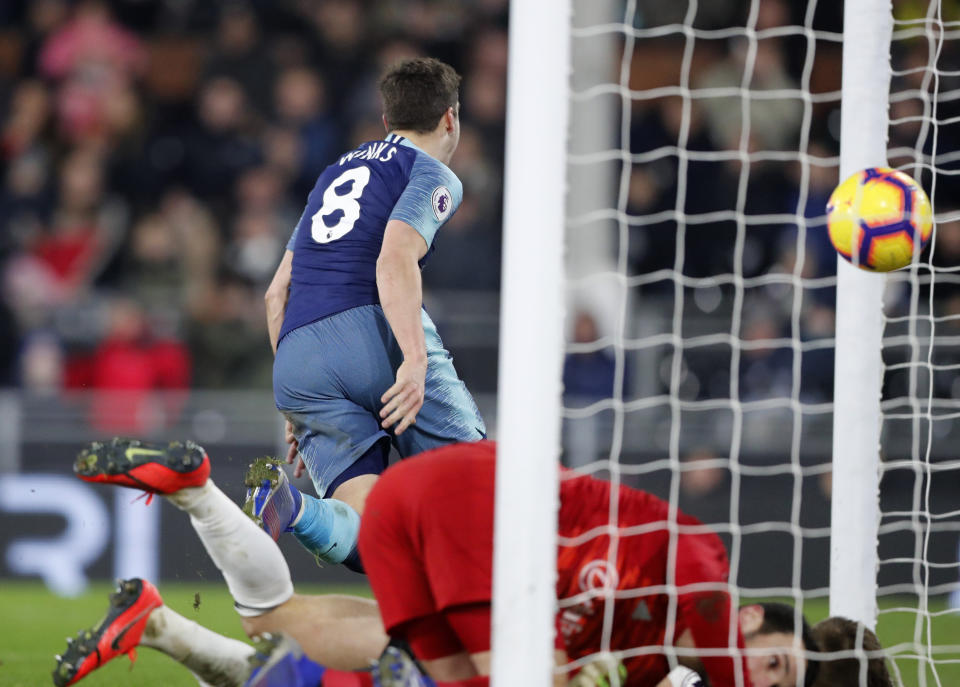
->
xmin=557 ymin=1 xmax=959 ymax=685
xmin=877 ymin=5 xmax=960 ymax=686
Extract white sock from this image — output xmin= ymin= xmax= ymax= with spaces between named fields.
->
xmin=167 ymin=480 xmax=294 ymax=613
xmin=142 ymin=605 xmax=253 ymax=687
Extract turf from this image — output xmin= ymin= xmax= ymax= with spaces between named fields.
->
xmin=0 ymin=581 xmax=957 ymax=686
xmin=0 ymin=581 xmax=370 ymax=687
xmin=871 ymin=599 xmax=960 ymax=687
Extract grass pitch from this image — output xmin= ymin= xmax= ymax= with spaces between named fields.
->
xmin=0 ymin=581 xmax=957 ymax=686
xmin=0 ymin=580 xmax=370 ymax=687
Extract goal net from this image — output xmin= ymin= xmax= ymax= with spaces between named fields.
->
xmin=495 ymin=1 xmax=960 ymax=686
xmin=874 ymin=3 xmax=960 ymax=685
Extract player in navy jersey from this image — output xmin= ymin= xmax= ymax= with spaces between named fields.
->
xmin=259 ymin=58 xmax=485 ymax=572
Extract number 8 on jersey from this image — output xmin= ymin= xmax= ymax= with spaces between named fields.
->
xmin=311 ymin=167 xmax=372 ymax=244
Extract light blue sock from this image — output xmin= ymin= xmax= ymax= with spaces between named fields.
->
xmin=292 ymin=494 xmax=361 ymax=566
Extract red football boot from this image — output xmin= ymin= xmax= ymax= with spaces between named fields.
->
xmin=52 ymin=578 xmax=163 ymax=686
xmin=74 ymin=438 xmax=210 ymax=494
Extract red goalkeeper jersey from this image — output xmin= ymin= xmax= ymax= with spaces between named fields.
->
xmin=557 ymin=473 xmax=750 ymax=687
xmin=361 ymin=442 xmax=750 ymax=687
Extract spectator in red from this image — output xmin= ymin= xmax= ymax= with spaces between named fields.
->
xmin=30 ymin=147 xmax=120 ymax=302
xmin=38 ymin=0 xmax=146 ymax=143
xmin=66 ymin=297 xmax=191 ymax=433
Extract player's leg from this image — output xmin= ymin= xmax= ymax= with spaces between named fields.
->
xmin=293 ymin=461 xmax=383 ymax=572
xmin=72 ymin=439 xmax=403 ymax=675
xmin=273 ymin=309 xmax=396 ymax=568
xmin=241 ymin=592 xmax=389 ymax=671
xmin=74 ymin=438 xmax=294 ymax=615
xmin=389 ymin=310 xmax=486 ymax=459
xmin=53 ymin=578 xmax=253 ymax=687
xmin=245 ymin=633 xmax=492 ymax=687
xmin=273 ymin=307 xmax=485 ymax=574
xmin=243 ymin=446 xmax=385 ymax=572
xmin=168 ymin=459 xmax=382 ymax=658
xmin=74 ymin=439 xmax=297 ymax=620
xmin=73 ymin=440 xmax=391 ymax=670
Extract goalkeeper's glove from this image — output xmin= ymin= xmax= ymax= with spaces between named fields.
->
xmin=570 ymin=659 xmax=628 ymax=687
xmin=665 ymin=666 xmax=704 ymax=687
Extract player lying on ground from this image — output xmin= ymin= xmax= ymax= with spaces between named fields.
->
xmin=314 ymin=440 xmax=819 ymax=687
xmin=60 ymin=438 xmax=828 ymax=687
xmin=56 ymin=438 xmax=389 ymax=687
xmin=810 ymin=617 xmax=892 ymax=687
xmin=264 ymin=56 xmax=485 ymax=572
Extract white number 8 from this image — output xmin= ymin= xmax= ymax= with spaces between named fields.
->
xmin=311 ymin=166 xmax=371 ymax=243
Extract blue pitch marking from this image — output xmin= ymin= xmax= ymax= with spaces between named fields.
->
xmin=857 ymin=169 xmax=918 ymax=266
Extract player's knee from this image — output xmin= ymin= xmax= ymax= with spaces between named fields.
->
xmin=330 ymin=473 xmax=379 ymax=514
xmin=240 ymin=597 xmax=298 ymax=638
xmin=241 ymin=613 xmax=272 ymax=639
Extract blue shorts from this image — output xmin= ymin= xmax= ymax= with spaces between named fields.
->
xmin=273 ymin=305 xmax=486 ymax=498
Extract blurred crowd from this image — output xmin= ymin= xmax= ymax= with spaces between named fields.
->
xmin=0 ymin=0 xmax=958 ymax=442
xmin=0 ymin=0 xmax=508 ymax=418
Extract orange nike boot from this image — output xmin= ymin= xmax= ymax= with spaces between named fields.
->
xmin=74 ymin=438 xmax=210 ymax=494
xmin=53 ymin=578 xmax=163 ymax=686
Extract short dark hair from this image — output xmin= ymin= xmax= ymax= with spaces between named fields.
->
xmin=379 ymin=57 xmax=461 ymax=133
xmin=754 ymin=602 xmax=820 ymax=687
xmin=811 ymin=616 xmax=893 ymax=687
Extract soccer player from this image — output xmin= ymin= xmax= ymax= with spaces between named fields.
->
xmin=62 ymin=438 xmax=819 ymax=687
xmin=810 ymin=617 xmax=892 ymax=687
xmin=345 ymin=441 xmax=818 ymax=687
xmin=264 ymin=56 xmax=485 ymax=570
xmin=59 ymin=438 xmax=388 ymax=687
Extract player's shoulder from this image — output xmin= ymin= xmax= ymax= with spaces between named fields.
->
xmin=559 ymin=472 xmax=675 ymax=522
xmin=558 ymin=471 xmax=612 ymax=532
xmin=559 ymin=469 xmax=611 ymax=500
xmin=410 ymin=155 xmax=462 ymax=228
xmin=407 ymin=146 xmax=462 ymax=192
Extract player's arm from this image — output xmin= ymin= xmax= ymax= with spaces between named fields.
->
xmin=265 ymin=249 xmax=294 ymax=355
xmin=555 ymin=649 xmax=571 ymax=686
xmin=677 ymin=589 xmax=742 ymax=687
xmin=655 ymin=667 xmax=705 ymax=687
xmin=265 ymin=249 xmax=302 ymax=472
xmin=652 ymin=630 xmax=706 ymax=687
xmin=376 ymin=220 xmax=428 ymax=435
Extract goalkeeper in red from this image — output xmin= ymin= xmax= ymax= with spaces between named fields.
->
xmin=254 ymin=440 xmax=818 ymax=687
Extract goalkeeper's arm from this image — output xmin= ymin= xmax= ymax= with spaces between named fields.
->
xmin=656 ymin=666 xmax=705 ymax=687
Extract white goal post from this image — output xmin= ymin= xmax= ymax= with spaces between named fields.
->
xmin=492 ymin=1 xmax=571 ymax=686
xmin=830 ymin=0 xmax=892 ymax=631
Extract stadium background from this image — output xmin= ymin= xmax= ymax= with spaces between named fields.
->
xmin=0 ymin=0 xmax=957 ymax=647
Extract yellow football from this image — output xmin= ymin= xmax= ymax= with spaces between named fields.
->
xmin=825 ymin=167 xmax=933 ymax=272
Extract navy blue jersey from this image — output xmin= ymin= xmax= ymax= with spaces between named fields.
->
xmin=280 ymin=134 xmax=462 ymax=342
